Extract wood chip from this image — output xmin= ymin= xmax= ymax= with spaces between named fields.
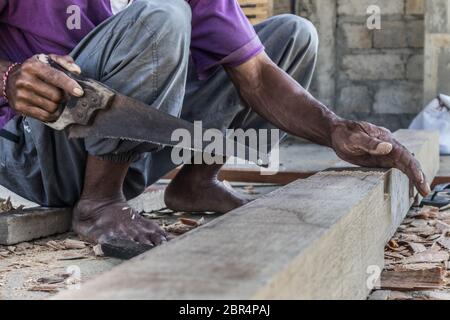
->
xmin=93 ymin=244 xmax=104 ymax=257
xmin=402 ymin=250 xmax=450 ymax=264
xmin=37 ymin=274 xmax=70 ymax=285
xmin=398 ymin=233 xmax=427 ymax=243
xmin=435 ymin=221 xmax=450 ymax=233
xmin=405 ymin=226 xmax=438 ymax=237
xmin=57 ymin=254 xmax=88 ymax=261
xmin=62 ymin=239 xmax=87 ymax=250
xmin=46 ymin=240 xmax=65 ymax=250
xmin=179 ymin=218 xmax=200 ymax=227
xmin=410 ymin=220 xmax=429 ymax=228
xmin=381 ymin=265 xmax=446 ymax=290
xmin=385 ymin=252 xmax=405 ymax=260
xmin=438 ymin=237 xmax=450 ymax=251
xmin=408 ymin=242 xmax=427 ymax=254
xmin=388 ymin=240 xmax=400 ymax=249
xmin=28 ymin=284 xmax=60 ymax=293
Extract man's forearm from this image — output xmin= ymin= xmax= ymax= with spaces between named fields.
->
xmin=226 ymin=52 xmax=340 ymax=147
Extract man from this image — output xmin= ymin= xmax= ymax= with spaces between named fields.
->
xmin=0 ymin=0 xmax=430 ymax=247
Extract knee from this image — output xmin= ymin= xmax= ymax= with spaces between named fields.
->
xmin=132 ymin=0 xmax=192 ymax=37
xmin=273 ymin=14 xmax=318 ymax=56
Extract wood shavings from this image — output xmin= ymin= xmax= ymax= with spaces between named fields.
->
xmin=402 ymin=250 xmax=449 ymax=264
xmin=379 ymin=203 xmax=450 ymax=299
xmin=163 ymin=217 xmax=205 ymax=235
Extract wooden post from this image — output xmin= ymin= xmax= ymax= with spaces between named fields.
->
xmin=55 ymin=130 xmax=440 ymax=300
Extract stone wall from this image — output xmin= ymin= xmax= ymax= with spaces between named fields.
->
xmin=273 ymin=0 xmax=425 ymax=130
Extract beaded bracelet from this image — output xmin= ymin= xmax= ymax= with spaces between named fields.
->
xmin=2 ymin=63 xmax=20 ymax=102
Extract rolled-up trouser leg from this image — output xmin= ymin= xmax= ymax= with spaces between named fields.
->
xmin=136 ymin=14 xmax=319 ymax=195
xmin=0 ymin=0 xmax=191 ymax=206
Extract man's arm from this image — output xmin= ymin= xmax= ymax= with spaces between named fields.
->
xmin=226 ymin=52 xmax=338 ymax=147
xmin=226 ymin=52 xmax=431 ymax=196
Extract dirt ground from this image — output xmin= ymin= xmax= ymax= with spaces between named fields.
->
xmin=0 ymin=183 xmax=279 ymax=300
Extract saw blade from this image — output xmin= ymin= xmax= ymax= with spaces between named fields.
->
xmin=68 ymin=94 xmax=269 ymax=166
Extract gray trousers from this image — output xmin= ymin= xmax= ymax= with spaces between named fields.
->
xmin=0 ymin=0 xmax=318 ymax=207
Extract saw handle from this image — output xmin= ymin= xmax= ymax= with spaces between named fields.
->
xmin=44 ymin=59 xmax=116 ymax=130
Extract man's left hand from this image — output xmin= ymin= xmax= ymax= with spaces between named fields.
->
xmin=330 ymin=119 xmax=431 ymax=196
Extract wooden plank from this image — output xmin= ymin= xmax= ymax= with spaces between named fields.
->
xmin=54 ymin=130 xmax=439 ymax=300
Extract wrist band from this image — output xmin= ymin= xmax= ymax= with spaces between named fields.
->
xmin=2 ymin=62 xmax=20 ymax=102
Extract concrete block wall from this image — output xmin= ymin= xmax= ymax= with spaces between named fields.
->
xmin=273 ymin=0 xmax=425 ymax=131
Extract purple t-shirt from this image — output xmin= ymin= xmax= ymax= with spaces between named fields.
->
xmin=0 ymin=0 xmax=264 ymax=128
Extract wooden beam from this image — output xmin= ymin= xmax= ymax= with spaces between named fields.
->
xmin=55 ymin=130 xmax=439 ymax=300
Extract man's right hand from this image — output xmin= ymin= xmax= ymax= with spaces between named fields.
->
xmin=4 ymin=54 xmax=84 ymax=122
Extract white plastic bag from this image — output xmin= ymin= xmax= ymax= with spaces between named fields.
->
xmin=409 ymin=94 xmax=450 ymax=154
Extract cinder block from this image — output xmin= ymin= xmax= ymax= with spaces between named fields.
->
xmin=373 ymin=83 xmax=423 ymax=114
xmin=338 ymin=0 xmax=404 ymax=16
xmin=425 ymin=0 xmax=450 ymax=33
xmin=0 ymin=208 xmax=72 ymax=245
xmin=341 ymin=23 xmax=372 ymax=49
xmin=337 ymin=86 xmax=372 ymax=114
xmin=374 ymin=21 xmax=407 ymax=48
xmin=406 ymin=54 xmax=424 ymax=81
xmin=342 ymin=54 xmax=405 ymax=80
xmin=406 ymin=0 xmax=424 ymax=15
xmin=407 ymin=20 xmax=424 ymax=47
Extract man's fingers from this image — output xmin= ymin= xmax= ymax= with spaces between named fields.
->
xmin=353 ymin=132 xmax=393 ymax=156
xmin=21 ymin=91 xmax=60 ymax=114
xmin=393 ymin=144 xmax=431 ymax=196
xmin=406 ymin=167 xmax=431 ymax=197
xmin=28 ymin=78 xmax=64 ymax=103
xmin=36 ymin=62 xmax=84 ymax=97
xmin=19 ymin=106 xmax=58 ymax=122
xmin=48 ymin=54 xmax=81 ymax=74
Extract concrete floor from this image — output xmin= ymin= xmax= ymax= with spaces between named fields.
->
xmin=0 ymin=183 xmax=279 ymax=300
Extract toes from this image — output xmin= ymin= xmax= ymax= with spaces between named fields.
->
xmin=134 ymin=233 xmax=156 ymax=246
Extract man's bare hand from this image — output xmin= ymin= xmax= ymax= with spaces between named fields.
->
xmin=330 ymin=120 xmax=431 ymax=196
xmin=5 ymin=54 xmax=83 ymax=122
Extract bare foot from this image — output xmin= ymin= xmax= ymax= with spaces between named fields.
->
xmin=73 ymin=196 xmax=168 ymax=246
xmin=164 ymin=167 xmax=249 ymax=214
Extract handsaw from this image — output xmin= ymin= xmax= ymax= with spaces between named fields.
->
xmin=41 ymin=57 xmax=269 ymax=166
